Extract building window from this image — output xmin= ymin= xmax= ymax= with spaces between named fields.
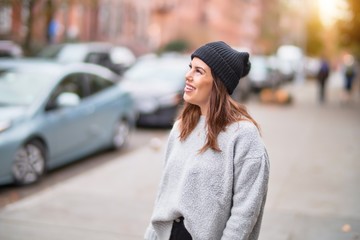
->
xmin=0 ymin=6 xmax=11 ymax=34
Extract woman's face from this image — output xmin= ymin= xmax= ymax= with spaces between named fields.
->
xmin=184 ymin=57 xmax=214 ymax=115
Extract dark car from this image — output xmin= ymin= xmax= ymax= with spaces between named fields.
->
xmin=36 ymin=42 xmax=136 ymax=76
xmin=121 ymin=54 xmax=189 ymax=127
xmin=231 ymin=76 xmax=251 ymax=102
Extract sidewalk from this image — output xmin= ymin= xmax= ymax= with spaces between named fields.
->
xmin=0 ymin=142 xmax=166 ymax=240
xmin=256 ymin=76 xmax=360 ymax=239
xmin=0 ymin=76 xmax=359 ymax=240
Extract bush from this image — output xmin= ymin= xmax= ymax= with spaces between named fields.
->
xmin=159 ymin=39 xmax=189 ymax=53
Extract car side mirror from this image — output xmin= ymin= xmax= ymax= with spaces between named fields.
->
xmin=55 ymin=92 xmax=80 ymax=108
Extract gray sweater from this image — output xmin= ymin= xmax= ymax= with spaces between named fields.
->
xmin=145 ymin=117 xmax=269 ymax=240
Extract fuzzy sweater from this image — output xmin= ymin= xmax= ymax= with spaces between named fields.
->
xmin=144 ymin=117 xmax=270 ymax=240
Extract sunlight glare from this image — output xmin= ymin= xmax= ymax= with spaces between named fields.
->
xmin=317 ymin=0 xmax=342 ymax=26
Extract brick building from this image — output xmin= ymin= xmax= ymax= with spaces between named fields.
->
xmin=0 ymin=0 xmax=306 ymax=55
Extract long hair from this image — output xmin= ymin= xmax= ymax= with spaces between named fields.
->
xmin=177 ymin=73 xmax=260 ymax=153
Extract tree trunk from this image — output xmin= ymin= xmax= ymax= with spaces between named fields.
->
xmin=23 ymin=0 xmax=35 ymax=56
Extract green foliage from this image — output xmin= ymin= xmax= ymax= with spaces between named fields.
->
xmin=259 ymin=0 xmax=281 ymax=54
xmin=305 ymin=9 xmax=324 ymax=56
xmin=337 ymin=0 xmax=360 ymax=59
xmin=159 ymin=39 xmax=189 ymax=54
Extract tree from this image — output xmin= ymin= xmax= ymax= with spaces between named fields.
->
xmin=337 ymin=0 xmax=360 ymax=59
xmin=259 ymin=0 xmax=282 ymax=54
xmin=305 ymin=6 xmax=324 ymax=56
xmin=23 ymin=0 xmax=36 ymax=56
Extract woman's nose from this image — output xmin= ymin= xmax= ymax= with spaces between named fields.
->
xmin=185 ymin=70 xmax=192 ymax=81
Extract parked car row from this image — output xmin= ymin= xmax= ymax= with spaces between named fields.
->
xmin=246 ymin=53 xmax=304 ymax=92
xmin=247 ymin=55 xmax=282 ymax=92
xmin=36 ymin=42 xmax=136 ymax=76
xmin=0 ymin=49 xmax=194 ymax=186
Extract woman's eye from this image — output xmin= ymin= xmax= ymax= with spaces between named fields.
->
xmin=195 ymin=69 xmax=203 ymax=74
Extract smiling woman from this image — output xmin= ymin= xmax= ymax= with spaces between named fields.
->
xmin=144 ymin=41 xmax=269 ymax=240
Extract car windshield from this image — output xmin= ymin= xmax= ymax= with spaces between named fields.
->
xmin=0 ymin=69 xmax=55 ymax=106
xmin=124 ymin=60 xmax=187 ymax=87
xmin=37 ymin=44 xmax=63 ymax=59
xmin=37 ymin=44 xmax=87 ymax=62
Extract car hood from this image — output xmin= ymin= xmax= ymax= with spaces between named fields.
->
xmin=0 ymin=106 xmax=27 ymax=122
xmin=121 ymin=80 xmax=182 ymax=98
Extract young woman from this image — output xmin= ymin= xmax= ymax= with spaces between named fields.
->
xmin=145 ymin=41 xmax=270 ymax=240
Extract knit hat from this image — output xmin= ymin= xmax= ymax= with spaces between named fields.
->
xmin=191 ymin=41 xmax=251 ymax=94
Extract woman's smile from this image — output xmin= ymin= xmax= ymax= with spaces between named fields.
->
xmin=184 ymin=83 xmax=196 ymax=93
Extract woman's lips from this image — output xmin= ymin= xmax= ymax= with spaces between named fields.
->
xmin=184 ymin=84 xmax=196 ymax=93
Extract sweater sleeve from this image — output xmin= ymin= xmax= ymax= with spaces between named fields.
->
xmin=221 ymin=125 xmax=270 ymax=240
xmin=162 ymin=120 xmax=180 ymax=166
xmin=143 ymin=121 xmax=180 ymax=240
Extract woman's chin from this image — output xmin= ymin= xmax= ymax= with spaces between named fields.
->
xmin=183 ymin=93 xmax=192 ymax=103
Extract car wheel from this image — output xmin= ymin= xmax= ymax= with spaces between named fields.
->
xmin=111 ymin=119 xmax=130 ymax=150
xmin=12 ymin=140 xmax=46 ymax=185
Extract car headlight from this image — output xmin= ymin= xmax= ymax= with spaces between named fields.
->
xmin=158 ymin=93 xmax=182 ymax=107
xmin=137 ymin=98 xmax=159 ymax=114
xmin=0 ymin=120 xmax=12 ymax=133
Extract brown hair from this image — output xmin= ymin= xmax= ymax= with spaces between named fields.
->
xmin=177 ymin=73 xmax=260 ymax=153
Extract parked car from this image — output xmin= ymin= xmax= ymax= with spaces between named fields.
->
xmin=231 ymin=76 xmax=251 ymax=102
xmin=0 ymin=59 xmax=136 ymax=185
xmin=248 ymin=55 xmax=282 ymax=92
xmin=276 ymin=45 xmax=304 ymax=82
xmin=0 ymin=41 xmax=23 ymax=58
xmin=121 ymin=54 xmax=189 ymax=127
xmin=36 ymin=42 xmax=136 ymax=76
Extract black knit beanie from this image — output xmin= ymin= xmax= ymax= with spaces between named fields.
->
xmin=191 ymin=41 xmax=251 ymax=94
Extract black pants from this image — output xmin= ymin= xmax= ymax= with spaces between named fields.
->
xmin=169 ymin=217 xmax=192 ymax=240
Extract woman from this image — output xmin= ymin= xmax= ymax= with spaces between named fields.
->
xmin=145 ymin=41 xmax=270 ymax=240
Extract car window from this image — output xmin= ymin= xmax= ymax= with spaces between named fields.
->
xmin=85 ymin=73 xmax=114 ymax=96
xmin=85 ymin=52 xmax=113 ymax=69
xmin=0 ymin=68 xmax=55 ymax=106
xmin=46 ymin=73 xmax=86 ymax=111
xmin=37 ymin=44 xmax=64 ymax=59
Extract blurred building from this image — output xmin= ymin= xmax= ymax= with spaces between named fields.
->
xmin=0 ymin=0 xmax=101 ymax=52
xmin=149 ymin=0 xmax=263 ymax=52
xmin=0 ymin=0 xmax=307 ymax=55
xmin=97 ymin=0 xmax=151 ymax=55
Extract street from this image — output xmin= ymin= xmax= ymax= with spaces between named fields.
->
xmin=0 ymin=74 xmax=359 ymax=240
xmin=0 ymin=128 xmax=170 ymax=208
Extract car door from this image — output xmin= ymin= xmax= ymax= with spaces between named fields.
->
xmin=81 ymin=73 xmax=117 ymax=146
xmin=41 ymin=73 xmax=93 ymax=164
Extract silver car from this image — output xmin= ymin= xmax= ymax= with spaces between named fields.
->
xmin=0 ymin=59 xmax=136 ymax=185
xmin=36 ymin=42 xmax=136 ymax=76
xmin=121 ymin=54 xmax=189 ymax=127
